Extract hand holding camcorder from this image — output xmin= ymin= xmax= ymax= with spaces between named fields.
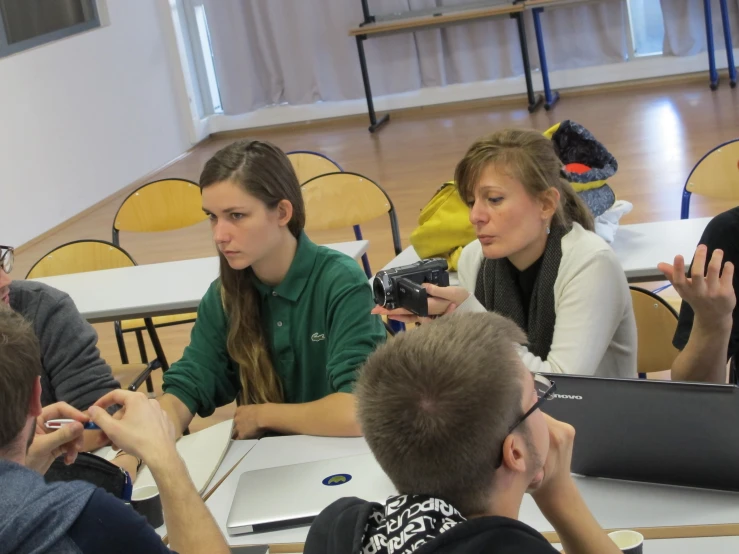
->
xmin=372 ymin=258 xmax=450 ymax=317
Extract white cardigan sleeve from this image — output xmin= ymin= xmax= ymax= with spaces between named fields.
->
xmin=517 ymin=249 xmax=630 ymax=375
xmin=454 ymin=240 xmax=486 ymax=314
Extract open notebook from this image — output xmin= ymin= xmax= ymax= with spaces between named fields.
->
xmin=93 ymin=419 xmax=233 ymax=494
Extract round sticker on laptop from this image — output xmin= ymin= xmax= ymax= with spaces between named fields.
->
xmin=322 ymin=473 xmax=352 ymax=486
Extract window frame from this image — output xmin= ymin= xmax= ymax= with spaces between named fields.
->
xmin=625 ymin=0 xmax=665 ymax=58
xmin=179 ymin=0 xmax=222 ymax=115
xmin=0 ymin=0 xmax=101 ymax=58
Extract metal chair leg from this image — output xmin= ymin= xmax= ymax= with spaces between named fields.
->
xmin=134 ymin=330 xmax=153 ymax=393
xmin=144 ymin=318 xmax=170 ymax=371
xmin=389 ymin=320 xmax=405 ymax=334
xmin=114 ymin=321 xmax=130 ymax=365
xmin=353 ymin=224 xmax=372 ymax=278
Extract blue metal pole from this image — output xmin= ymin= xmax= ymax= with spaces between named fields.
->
xmin=704 ymin=0 xmax=720 ymax=89
xmin=532 ymin=7 xmax=559 ymax=109
xmin=718 ymin=0 xmax=737 ymax=86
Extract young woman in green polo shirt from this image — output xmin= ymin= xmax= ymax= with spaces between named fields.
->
xmin=117 ymin=140 xmax=385 ymax=477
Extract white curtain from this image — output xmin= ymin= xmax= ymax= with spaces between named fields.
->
xmin=660 ymin=0 xmax=739 ymax=56
xmin=531 ymin=2 xmax=628 ymax=71
xmin=204 ymin=0 xmax=629 ymax=116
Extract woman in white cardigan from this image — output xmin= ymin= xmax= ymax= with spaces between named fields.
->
xmin=376 ymin=129 xmax=637 ymax=377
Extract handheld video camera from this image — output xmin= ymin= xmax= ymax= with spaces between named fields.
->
xmin=372 ymin=258 xmax=450 ymax=317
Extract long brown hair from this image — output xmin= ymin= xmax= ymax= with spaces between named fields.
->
xmin=454 ymin=129 xmax=594 ymax=231
xmin=199 ymin=139 xmax=305 ymax=405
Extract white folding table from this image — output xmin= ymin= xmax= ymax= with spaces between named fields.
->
xmin=380 ymin=218 xmax=711 ymax=284
xmin=28 ymin=241 xmax=369 ymax=323
xmin=610 ymin=217 xmax=711 ymax=282
xmin=204 ymin=435 xmax=739 ymax=553
xmin=552 ymin=535 xmax=739 ymax=553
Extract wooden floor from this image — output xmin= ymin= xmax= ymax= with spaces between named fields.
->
xmin=14 ymin=78 xmax=739 ymax=431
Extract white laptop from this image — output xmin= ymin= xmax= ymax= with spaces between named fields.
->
xmin=226 ymin=453 xmax=397 ymax=535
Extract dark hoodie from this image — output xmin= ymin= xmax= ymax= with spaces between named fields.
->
xmin=0 ymin=459 xmax=173 ymax=554
xmin=0 ymin=459 xmax=96 ymax=554
xmin=305 ymin=495 xmax=558 ymax=554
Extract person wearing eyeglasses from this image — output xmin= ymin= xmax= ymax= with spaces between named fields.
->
xmin=305 ymin=312 xmax=620 ymax=554
xmin=0 ymin=245 xmax=119 ymax=451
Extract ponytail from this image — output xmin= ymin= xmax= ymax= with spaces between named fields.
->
xmin=557 ymin=178 xmax=594 ymax=232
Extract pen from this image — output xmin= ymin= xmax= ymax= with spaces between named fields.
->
xmin=45 ymin=419 xmax=100 ymax=430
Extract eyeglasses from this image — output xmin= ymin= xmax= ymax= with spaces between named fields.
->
xmin=0 ymin=245 xmax=14 ymax=274
xmin=495 ymin=373 xmax=556 ymax=468
xmin=509 ymin=374 xmax=556 ymax=434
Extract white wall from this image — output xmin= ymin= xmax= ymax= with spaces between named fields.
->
xmin=3 ymin=0 xmax=190 ymax=247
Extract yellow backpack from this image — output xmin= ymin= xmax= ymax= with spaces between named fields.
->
xmin=409 ymin=121 xmax=618 ymax=270
xmin=409 ymin=182 xmax=476 ymax=271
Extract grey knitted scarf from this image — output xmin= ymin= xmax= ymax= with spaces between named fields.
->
xmin=474 ymin=225 xmax=567 ymax=360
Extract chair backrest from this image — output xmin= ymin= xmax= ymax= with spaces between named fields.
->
xmin=287 ymin=151 xmax=343 ymax=185
xmin=26 ymin=240 xmax=136 ymax=279
xmin=112 ymin=179 xmax=206 ymax=243
xmin=302 ymin=172 xmax=402 ymax=255
xmin=682 ymin=139 xmax=739 ymax=218
xmin=629 ymin=286 xmax=681 ymax=374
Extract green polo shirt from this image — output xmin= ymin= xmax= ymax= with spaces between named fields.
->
xmin=162 ymin=233 xmax=386 ymax=416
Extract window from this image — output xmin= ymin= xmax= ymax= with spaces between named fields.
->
xmin=626 ymin=0 xmax=665 ymax=57
xmin=0 ymin=0 xmax=100 ymax=57
xmin=193 ymin=4 xmax=222 ymax=113
xmin=172 ymin=0 xmax=223 ymax=116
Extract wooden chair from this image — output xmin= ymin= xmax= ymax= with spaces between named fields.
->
xmin=112 ymin=178 xmax=206 ymax=241
xmin=112 ymin=178 xmax=206 ymax=370
xmin=630 ymin=286 xmax=681 ymax=379
xmin=287 ymin=151 xmax=343 ymax=185
xmin=287 ymin=151 xmax=376 ymax=277
xmin=681 ymin=139 xmax=739 ymax=218
xmin=26 ymin=240 xmax=167 ymax=392
xmin=302 ymin=172 xmax=402 ymax=278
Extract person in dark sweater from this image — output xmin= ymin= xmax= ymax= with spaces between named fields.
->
xmin=0 ymin=306 xmax=230 ymax=554
xmin=658 ymin=207 xmax=738 ymax=383
xmin=0 ymin=244 xmax=120 ymax=410
xmin=305 ymin=312 xmax=621 ymax=554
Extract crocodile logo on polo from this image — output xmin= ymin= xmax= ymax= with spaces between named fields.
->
xmin=311 ymin=333 xmax=326 ymax=342
xmin=322 ymin=474 xmax=352 ymax=486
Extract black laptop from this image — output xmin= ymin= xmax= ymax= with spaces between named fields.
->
xmin=540 ymin=374 xmax=739 ymax=492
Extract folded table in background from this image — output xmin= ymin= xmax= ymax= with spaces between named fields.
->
xmin=380 ymin=218 xmax=711 ymax=285
xmin=29 ymin=240 xmax=370 ymax=323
